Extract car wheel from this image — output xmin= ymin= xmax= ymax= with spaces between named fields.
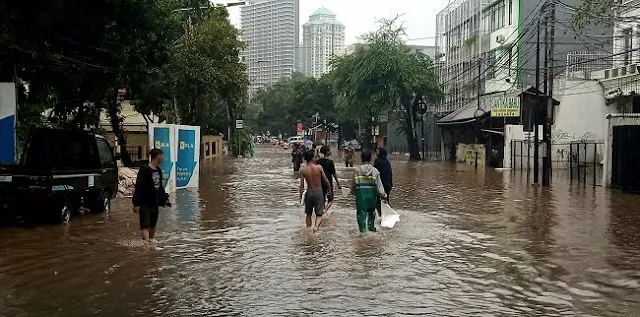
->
xmin=94 ymin=191 xmax=111 ymax=213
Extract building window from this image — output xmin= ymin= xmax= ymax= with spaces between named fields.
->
xmin=491 ymin=1 xmax=505 ymax=32
xmin=508 ymin=0 xmax=513 ymax=25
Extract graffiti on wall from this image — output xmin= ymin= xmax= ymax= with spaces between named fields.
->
xmin=551 ymin=129 xmax=601 ymax=164
xmin=551 ymin=129 xmax=599 ymax=143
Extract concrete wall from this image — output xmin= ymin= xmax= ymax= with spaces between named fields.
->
xmin=201 ymin=134 xmax=224 ymax=159
xmin=503 ymin=79 xmax=612 ymax=169
xmin=551 ymin=79 xmax=612 ymax=166
xmin=603 ymin=115 xmax=640 ymax=187
xmin=104 ymin=132 xmax=150 ymax=161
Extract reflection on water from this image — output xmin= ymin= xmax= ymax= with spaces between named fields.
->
xmin=1 ymin=148 xmax=640 ymax=316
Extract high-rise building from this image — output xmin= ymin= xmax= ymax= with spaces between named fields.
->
xmin=301 ymin=8 xmax=345 ymax=78
xmin=241 ymin=0 xmax=300 ymax=97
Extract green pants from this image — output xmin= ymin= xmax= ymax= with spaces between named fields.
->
xmin=356 ymin=208 xmax=376 ymax=232
xmin=355 ymin=188 xmax=377 ymax=233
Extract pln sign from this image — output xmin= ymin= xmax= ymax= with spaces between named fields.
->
xmin=490 ymin=96 xmax=520 ymax=117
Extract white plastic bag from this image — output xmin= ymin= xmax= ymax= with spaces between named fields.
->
xmin=300 ymin=190 xmax=306 ymax=207
xmin=380 ymin=203 xmax=400 ymax=228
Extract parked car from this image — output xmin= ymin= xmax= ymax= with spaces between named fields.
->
xmin=341 ymin=140 xmax=362 ymax=151
xmin=0 ymin=128 xmax=119 ymax=224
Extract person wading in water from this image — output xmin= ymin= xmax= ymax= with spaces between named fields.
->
xmin=299 ymin=150 xmax=332 ymax=232
xmin=374 ymin=147 xmax=393 ymax=217
xmin=132 ymin=149 xmax=170 ymax=242
xmin=292 ymin=143 xmax=303 ymax=172
xmin=317 ymin=145 xmax=341 ymax=213
xmin=351 ymin=151 xmax=387 ymax=233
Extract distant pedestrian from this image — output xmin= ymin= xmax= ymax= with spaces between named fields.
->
xmin=317 ymin=145 xmax=341 ymax=212
xmin=344 ymin=146 xmax=355 ymax=167
xmin=351 ymin=151 xmax=387 ymax=233
xmin=314 ymin=139 xmax=325 ymax=160
xmin=132 ymin=149 xmax=170 ymax=242
xmin=292 ymin=143 xmax=303 ymax=172
xmin=374 ymin=147 xmax=393 ymax=217
xmin=299 ymin=150 xmax=332 ymax=232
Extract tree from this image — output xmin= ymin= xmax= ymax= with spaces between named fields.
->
xmin=169 ymin=3 xmax=248 ymax=151
xmin=328 ymin=18 xmax=442 ymax=160
xmin=571 ymin=0 xmax=615 ymax=29
xmin=0 ymin=0 xmax=183 ymax=164
xmin=251 ymin=74 xmax=344 ymax=138
xmin=1 ymin=0 xmax=251 ymax=160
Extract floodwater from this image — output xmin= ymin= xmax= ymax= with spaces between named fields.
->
xmin=1 ymin=148 xmax=640 ymax=316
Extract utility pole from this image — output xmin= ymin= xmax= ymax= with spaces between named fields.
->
xmin=542 ymin=1 xmax=555 ymax=187
xmin=475 ymin=57 xmax=481 ymax=169
xmin=534 ymin=15 xmax=541 ymax=184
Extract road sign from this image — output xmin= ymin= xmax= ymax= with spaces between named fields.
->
xmin=296 ymin=123 xmax=304 ymax=135
xmin=235 ymin=119 xmax=244 ymax=129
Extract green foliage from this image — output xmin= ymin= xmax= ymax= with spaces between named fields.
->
xmin=571 ymin=0 xmax=615 ymax=29
xmin=252 ymin=74 xmax=343 ymax=136
xmin=327 ymin=17 xmax=442 ymax=159
xmin=0 ymin=0 xmax=249 ymax=161
xmin=230 ymin=127 xmax=254 ymax=157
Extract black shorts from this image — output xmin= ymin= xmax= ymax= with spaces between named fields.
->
xmin=139 ymin=206 xmax=159 ymax=230
xmin=304 ymin=190 xmax=325 ymax=216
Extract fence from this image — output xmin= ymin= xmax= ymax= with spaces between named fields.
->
xmin=511 ymin=140 xmax=603 ymax=186
xmin=389 ymin=145 xmax=442 ymax=161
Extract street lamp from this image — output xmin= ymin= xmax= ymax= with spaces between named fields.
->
xmin=417 ymin=97 xmax=427 ymax=161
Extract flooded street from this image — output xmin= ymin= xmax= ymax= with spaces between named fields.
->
xmin=2 ymin=148 xmax=640 ymax=316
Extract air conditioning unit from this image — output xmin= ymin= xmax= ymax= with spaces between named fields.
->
xmin=496 ymin=35 xmax=505 ymax=44
xmin=605 ymin=88 xmax=623 ymax=100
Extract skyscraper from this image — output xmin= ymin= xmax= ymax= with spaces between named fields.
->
xmin=240 ymin=0 xmax=300 ymax=97
xmin=301 ymin=8 xmax=345 ymax=78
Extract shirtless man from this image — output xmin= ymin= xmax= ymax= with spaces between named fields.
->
xmin=299 ymin=150 xmax=332 ymax=231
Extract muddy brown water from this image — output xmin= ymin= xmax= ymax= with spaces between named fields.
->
xmin=1 ymin=148 xmax=640 ymax=316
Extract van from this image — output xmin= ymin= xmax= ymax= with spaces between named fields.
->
xmin=0 ymin=128 xmax=119 ymax=224
xmin=287 ymin=136 xmax=304 ymax=144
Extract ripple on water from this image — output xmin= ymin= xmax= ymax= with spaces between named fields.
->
xmin=0 ymin=150 xmax=639 ymax=316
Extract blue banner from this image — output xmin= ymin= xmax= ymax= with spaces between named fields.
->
xmin=0 ymin=114 xmax=15 ymax=164
xmin=176 ymin=129 xmax=196 ymax=188
xmin=0 ymin=83 xmax=16 ymax=165
xmin=153 ymin=127 xmax=173 ymax=188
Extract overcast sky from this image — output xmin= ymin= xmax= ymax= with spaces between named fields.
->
xmin=221 ymin=0 xmax=451 ymax=46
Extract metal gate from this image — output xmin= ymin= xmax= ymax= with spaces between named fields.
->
xmin=611 ymin=125 xmax=640 ymax=192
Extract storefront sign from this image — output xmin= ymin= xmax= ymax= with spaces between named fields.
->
xmin=490 ymin=96 xmax=520 ymax=117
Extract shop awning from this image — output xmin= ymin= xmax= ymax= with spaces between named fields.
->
xmin=437 ymin=86 xmax=559 ymax=126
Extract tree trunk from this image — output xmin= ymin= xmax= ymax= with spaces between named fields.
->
xmin=107 ymin=95 xmax=132 ymax=165
xmin=363 ymin=118 xmax=373 ymax=151
xmin=402 ymin=98 xmax=421 ymax=161
xmin=225 ymin=97 xmax=236 ymax=156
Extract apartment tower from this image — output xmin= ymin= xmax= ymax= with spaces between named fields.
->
xmin=301 ymin=7 xmax=346 ymax=78
xmin=240 ymin=0 xmax=300 ymax=97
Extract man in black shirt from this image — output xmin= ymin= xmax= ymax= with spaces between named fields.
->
xmin=317 ymin=146 xmax=341 ymax=212
xmin=374 ymin=147 xmax=393 ymax=217
xmin=133 ymin=148 xmax=170 ymax=242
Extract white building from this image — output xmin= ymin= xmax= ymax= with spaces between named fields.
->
xmin=435 ymin=0 xmax=611 ymax=115
xmin=240 ymin=0 xmax=300 ymax=97
xmin=301 ymin=8 xmax=345 ymax=78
